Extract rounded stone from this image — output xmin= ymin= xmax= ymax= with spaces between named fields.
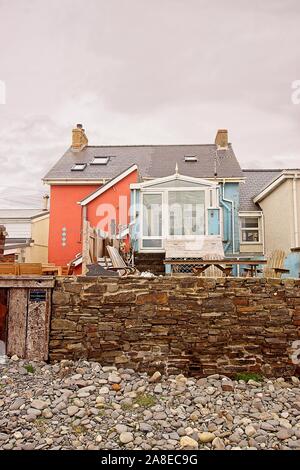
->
xmin=31 ymin=399 xmax=48 ymax=410
xmin=116 ymin=424 xmax=128 ymax=434
xmin=245 ymin=425 xmax=256 ymax=437
xmin=67 ymin=405 xmax=79 ymax=417
xmin=120 ymin=432 xmax=134 ymax=444
xmin=180 ymin=436 xmax=198 ymax=449
xmin=212 ymin=437 xmax=225 ymax=450
xmin=199 ymin=432 xmax=215 ymax=443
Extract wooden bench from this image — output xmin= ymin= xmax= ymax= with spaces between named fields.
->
xmin=0 ymin=263 xmax=19 ymax=275
xmin=18 ymin=263 xmax=43 ymax=275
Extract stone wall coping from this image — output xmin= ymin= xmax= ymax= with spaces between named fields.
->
xmin=0 ymin=276 xmax=55 ymax=288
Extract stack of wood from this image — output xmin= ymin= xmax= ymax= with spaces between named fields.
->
xmin=0 ymin=225 xmax=6 ymax=261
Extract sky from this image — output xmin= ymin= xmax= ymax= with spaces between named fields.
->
xmin=0 ymin=0 xmax=300 ymax=208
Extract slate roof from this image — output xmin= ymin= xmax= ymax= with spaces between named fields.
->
xmin=43 ymin=144 xmax=243 ymax=182
xmin=0 ymin=209 xmax=49 ymax=220
xmin=239 ymin=170 xmax=282 ymax=211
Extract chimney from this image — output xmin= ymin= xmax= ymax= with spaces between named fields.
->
xmin=215 ymin=129 xmax=228 ymax=149
xmin=43 ymin=194 xmax=49 ymax=211
xmin=72 ymin=123 xmax=88 ymax=151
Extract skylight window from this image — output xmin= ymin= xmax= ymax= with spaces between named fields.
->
xmin=71 ymin=163 xmax=86 ymax=171
xmin=91 ymin=156 xmax=110 ymax=165
xmin=184 ymin=156 xmax=198 ymax=162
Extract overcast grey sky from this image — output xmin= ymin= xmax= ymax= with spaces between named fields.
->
xmin=0 ymin=0 xmax=300 ymax=207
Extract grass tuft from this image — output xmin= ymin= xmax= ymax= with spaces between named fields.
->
xmin=24 ymin=364 xmax=35 ymax=374
xmin=134 ymin=393 xmax=157 ymax=408
xmin=235 ymin=372 xmax=263 ymax=383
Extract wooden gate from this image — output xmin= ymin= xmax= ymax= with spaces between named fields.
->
xmin=0 ymin=277 xmax=54 ymax=361
xmin=0 ymin=289 xmax=7 ymax=347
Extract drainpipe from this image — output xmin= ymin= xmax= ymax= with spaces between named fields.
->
xmin=293 ymin=174 xmax=299 ymax=248
xmin=222 ymin=179 xmax=237 ymax=254
xmin=261 ymin=212 xmax=265 ymax=255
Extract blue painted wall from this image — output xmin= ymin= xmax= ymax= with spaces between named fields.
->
xmin=208 ymin=209 xmax=220 ymax=235
xmin=219 ymin=182 xmax=240 ymax=256
xmin=284 ymin=252 xmax=300 ymax=279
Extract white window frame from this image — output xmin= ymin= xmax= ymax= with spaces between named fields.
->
xmin=239 ymin=213 xmax=262 ymax=244
xmin=71 ymin=163 xmax=86 ymax=171
xmin=139 ymin=186 xmax=218 ymax=252
xmin=140 ymin=191 xmax=164 ymax=250
xmin=90 ymin=156 xmax=110 ymax=165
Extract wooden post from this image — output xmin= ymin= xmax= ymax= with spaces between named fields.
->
xmin=82 ymin=219 xmax=90 ymax=275
xmin=26 ymin=289 xmax=51 ymax=361
xmin=6 ymin=288 xmax=28 ymax=358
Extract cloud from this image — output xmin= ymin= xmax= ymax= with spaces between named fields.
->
xmin=0 ymin=0 xmax=299 ymax=208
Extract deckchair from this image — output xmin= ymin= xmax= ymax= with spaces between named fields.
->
xmin=263 ymin=250 xmax=289 ymax=278
xmin=106 ymin=246 xmax=139 ymax=277
xmin=244 ymin=249 xmax=289 ymax=278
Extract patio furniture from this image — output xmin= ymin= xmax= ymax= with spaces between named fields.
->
xmin=164 ymin=238 xmax=225 ymax=276
xmin=164 ymin=258 xmax=267 ymax=277
xmin=106 ymin=246 xmax=139 ymax=277
xmin=0 ymin=263 xmax=19 ymax=275
xmin=248 ymin=249 xmax=289 ymax=278
xmin=165 ymin=237 xmax=224 ymax=259
xmin=18 ymin=263 xmax=43 ymax=275
xmin=42 ymin=265 xmax=63 ymax=276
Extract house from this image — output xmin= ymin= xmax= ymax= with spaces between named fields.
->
xmin=0 ymin=207 xmax=49 ymax=264
xmin=43 ymin=124 xmax=300 ymax=276
xmin=43 ymin=126 xmax=244 ymax=270
xmin=240 ymin=169 xmax=300 ymax=277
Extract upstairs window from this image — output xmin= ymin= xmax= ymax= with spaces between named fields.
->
xmin=240 ymin=216 xmax=261 ymax=243
xmin=91 ymin=156 xmax=110 ymax=165
xmin=71 ymin=163 xmax=86 ymax=171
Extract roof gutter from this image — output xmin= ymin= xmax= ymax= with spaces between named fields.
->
xmin=254 ymin=171 xmax=300 ymax=203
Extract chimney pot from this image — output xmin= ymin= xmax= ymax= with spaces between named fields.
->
xmin=43 ymin=194 xmax=49 ymax=211
xmin=215 ymin=129 xmax=228 ymax=149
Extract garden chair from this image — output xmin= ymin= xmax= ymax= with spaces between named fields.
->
xmin=106 ymin=246 xmax=139 ymax=277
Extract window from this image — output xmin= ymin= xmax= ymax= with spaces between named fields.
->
xmin=71 ymin=163 xmax=86 ymax=171
xmin=91 ymin=156 xmax=110 ymax=165
xmin=168 ymin=191 xmax=205 ymax=236
xmin=142 ymin=194 xmax=162 ymax=237
xmin=184 ymin=156 xmax=198 ymax=162
xmin=240 ymin=216 xmax=261 ymax=243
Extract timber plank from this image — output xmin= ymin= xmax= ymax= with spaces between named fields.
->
xmin=7 ymin=288 xmax=28 ymax=358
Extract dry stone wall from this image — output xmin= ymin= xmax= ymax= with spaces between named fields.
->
xmin=49 ymin=277 xmax=300 ymax=377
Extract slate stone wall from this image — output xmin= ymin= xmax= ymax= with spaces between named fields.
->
xmin=49 ymin=277 xmax=300 ymax=377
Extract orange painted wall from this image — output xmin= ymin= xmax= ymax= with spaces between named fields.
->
xmin=87 ymin=170 xmax=138 ymax=237
xmin=48 ymin=170 xmax=138 ymax=267
xmin=48 ymin=185 xmax=98 ymax=266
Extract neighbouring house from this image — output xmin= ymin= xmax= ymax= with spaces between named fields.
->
xmin=0 ymin=207 xmax=50 ymax=264
xmin=241 ymin=169 xmax=300 ymax=277
xmin=43 ymin=124 xmax=300 ymax=276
